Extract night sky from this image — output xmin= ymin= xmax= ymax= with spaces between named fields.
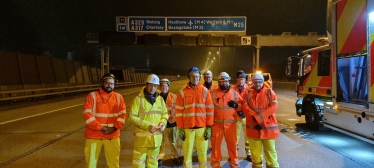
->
xmin=0 ymin=0 xmax=327 ymax=78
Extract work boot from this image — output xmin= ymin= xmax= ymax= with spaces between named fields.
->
xmin=172 ymin=158 xmax=181 ymax=166
xmin=158 ymin=160 xmax=163 ymax=166
xmin=246 ymin=155 xmax=252 ymax=162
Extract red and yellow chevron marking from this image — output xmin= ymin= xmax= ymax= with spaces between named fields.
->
xmin=371 ymin=33 xmax=374 ymax=102
xmin=264 ymin=80 xmax=271 ymax=89
xmin=337 ymin=0 xmax=367 ymax=55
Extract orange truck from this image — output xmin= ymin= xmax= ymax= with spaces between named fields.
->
xmin=286 ymin=0 xmax=374 ymax=140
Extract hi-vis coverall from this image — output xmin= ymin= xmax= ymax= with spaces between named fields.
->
xmin=233 ymin=83 xmax=251 ymax=156
xmin=244 ymin=87 xmax=279 ymax=168
xmin=129 ymin=88 xmax=168 ymax=168
xmin=159 ymin=92 xmax=179 ymax=160
xmin=175 ymin=82 xmax=214 ymax=168
xmin=210 ymin=87 xmax=247 ymax=168
xmin=83 ymin=88 xmax=126 ymax=168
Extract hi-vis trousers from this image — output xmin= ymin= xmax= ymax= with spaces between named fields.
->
xmin=132 ymin=147 xmax=160 ymax=168
xmin=159 ymin=127 xmax=179 ymax=160
xmin=183 ymin=127 xmax=208 ymax=168
xmin=210 ymin=124 xmax=239 ymax=168
xmin=236 ymin=117 xmax=251 ymax=155
xmin=84 ymin=137 xmax=120 ymax=168
xmin=248 ymin=138 xmax=279 ymax=168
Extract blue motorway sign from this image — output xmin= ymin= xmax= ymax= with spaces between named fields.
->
xmin=128 ymin=17 xmax=166 ymax=32
xmin=166 ymin=17 xmax=246 ymax=32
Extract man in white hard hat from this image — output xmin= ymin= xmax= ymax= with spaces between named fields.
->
xmin=203 ymin=70 xmax=218 ymax=91
xmin=210 ymin=72 xmax=247 ymax=168
xmin=243 ymin=73 xmax=279 ymax=168
xmin=157 ymin=78 xmax=181 ymax=166
xmin=129 ymin=74 xmax=169 ymax=168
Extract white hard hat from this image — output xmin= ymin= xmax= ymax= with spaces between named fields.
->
xmin=146 ymin=74 xmax=160 ymax=84
xmin=251 ymin=73 xmax=264 ymax=81
xmin=203 ymin=70 xmax=213 ymax=77
xmin=160 ymin=78 xmax=170 ymax=86
xmin=218 ymin=72 xmax=231 ymax=81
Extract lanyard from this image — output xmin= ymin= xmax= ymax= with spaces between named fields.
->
xmin=98 ymin=90 xmax=113 ymax=104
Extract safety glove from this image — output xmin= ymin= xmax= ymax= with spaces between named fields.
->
xmin=179 ymin=128 xmax=186 ymax=141
xmin=237 ymin=110 xmax=246 ymax=118
xmin=227 ymin=100 xmax=239 ymax=108
xmin=158 ymin=123 xmax=166 ymax=131
xmin=204 ymin=127 xmax=212 ymax=140
xmin=255 ymin=123 xmax=263 ymax=131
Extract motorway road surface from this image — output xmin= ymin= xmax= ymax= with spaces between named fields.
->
xmin=0 ymin=79 xmax=373 ymax=168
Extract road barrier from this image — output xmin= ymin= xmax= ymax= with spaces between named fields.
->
xmin=0 ymin=50 xmax=180 ymax=102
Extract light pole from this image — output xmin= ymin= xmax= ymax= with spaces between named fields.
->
xmin=218 ymin=47 xmax=220 ymax=73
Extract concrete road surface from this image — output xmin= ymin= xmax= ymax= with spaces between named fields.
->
xmin=0 ymin=79 xmax=373 ymax=168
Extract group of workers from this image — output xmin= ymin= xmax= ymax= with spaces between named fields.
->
xmin=82 ymin=67 xmax=280 ymax=168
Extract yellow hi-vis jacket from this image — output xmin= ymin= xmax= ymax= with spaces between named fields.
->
xmin=129 ymin=87 xmax=168 ymax=148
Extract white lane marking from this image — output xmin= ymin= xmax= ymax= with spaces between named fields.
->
xmin=0 ymin=104 xmax=83 ymax=125
xmin=278 ymin=96 xmax=297 ymax=102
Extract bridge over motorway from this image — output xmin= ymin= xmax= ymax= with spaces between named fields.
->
xmin=0 ymin=80 xmax=373 ymax=168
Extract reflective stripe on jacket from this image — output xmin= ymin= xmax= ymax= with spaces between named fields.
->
xmin=243 ymin=87 xmax=279 ymax=139
xmin=203 ymin=83 xmax=218 ymax=91
xmin=166 ymin=92 xmax=177 ymax=124
xmin=211 ymin=87 xmax=246 ymax=128
xmin=129 ymin=87 xmax=168 ymax=147
xmin=175 ymin=82 xmax=214 ymax=128
xmin=83 ymin=88 xmax=126 ymax=139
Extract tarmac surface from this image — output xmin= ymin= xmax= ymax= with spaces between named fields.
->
xmin=0 ymin=79 xmax=373 ymax=168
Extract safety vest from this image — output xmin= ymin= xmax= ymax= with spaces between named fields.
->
xmin=129 ymin=87 xmax=168 ymax=147
xmin=203 ymin=82 xmax=218 ymax=91
xmin=175 ymin=82 xmax=214 ymax=128
xmin=212 ymin=87 xmax=245 ymax=129
xmin=233 ymin=83 xmax=249 ymax=98
xmin=83 ymin=88 xmax=126 ymax=139
xmin=244 ymin=87 xmax=279 ymax=139
xmin=166 ymin=92 xmax=177 ymax=123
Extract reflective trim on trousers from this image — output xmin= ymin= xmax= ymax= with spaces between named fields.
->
xmin=85 ymin=117 xmax=95 ymax=124
xmin=199 ymin=162 xmax=206 ymax=167
xmin=184 ymin=161 xmax=192 ymax=168
xmin=214 ymin=105 xmax=235 ymax=109
xmin=83 ymin=109 xmax=92 ymax=114
xmin=266 ymin=165 xmax=279 ymax=168
xmin=133 ymin=159 xmax=145 ymax=166
xmin=131 ymin=113 xmax=138 ymax=117
xmin=133 ymin=150 xmax=141 ymax=155
xmin=211 ymin=162 xmax=220 ymax=167
xmin=253 ymin=161 xmax=262 ymax=166
xmin=138 ymin=110 xmax=163 ymax=116
xmin=229 ymin=160 xmax=239 ymax=167
xmin=101 ymin=123 xmax=114 ymax=127
xmin=214 ymin=119 xmax=237 ymax=123
xmin=95 ymin=113 xmax=119 ymax=117
xmin=147 ymin=155 xmax=158 ymax=160
xmin=135 ymin=131 xmax=162 ymax=136
xmin=117 ymin=118 xmax=125 ymax=123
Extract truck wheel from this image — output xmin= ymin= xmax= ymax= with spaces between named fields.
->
xmin=304 ymin=103 xmax=319 ymax=131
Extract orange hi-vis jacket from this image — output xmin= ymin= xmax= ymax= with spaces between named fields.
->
xmin=233 ymin=83 xmax=250 ymax=99
xmin=203 ymin=82 xmax=218 ymax=91
xmin=166 ymin=92 xmax=177 ymax=123
xmin=175 ymin=82 xmax=214 ymax=128
xmin=83 ymin=88 xmax=126 ymax=139
xmin=243 ymin=87 xmax=279 ymax=139
xmin=211 ymin=87 xmax=248 ymax=129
